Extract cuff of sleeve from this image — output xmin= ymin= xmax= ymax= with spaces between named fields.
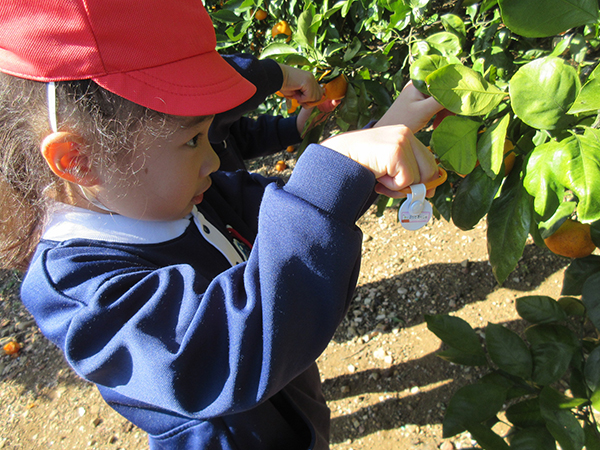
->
xmin=261 ymin=58 xmax=285 ymax=93
xmin=284 ymin=144 xmax=376 ymax=224
xmin=277 ymin=117 xmax=302 ymax=147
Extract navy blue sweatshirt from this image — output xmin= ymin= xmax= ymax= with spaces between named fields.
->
xmin=21 ymin=145 xmax=376 ymax=449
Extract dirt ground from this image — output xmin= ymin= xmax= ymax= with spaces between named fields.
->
xmin=0 ymin=149 xmax=570 ymax=450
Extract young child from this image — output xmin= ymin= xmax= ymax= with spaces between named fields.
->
xmin=0 ymin=1 xmax=441 ymax=448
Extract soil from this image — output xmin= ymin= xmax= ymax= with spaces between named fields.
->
xmin=0 ymin=148 xmax=571 ymax=450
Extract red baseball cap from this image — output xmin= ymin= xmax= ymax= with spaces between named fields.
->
xmin=0 ymin=0 xmax=256 ymax=116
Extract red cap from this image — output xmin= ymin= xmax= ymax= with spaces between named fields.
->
xmin=0 ymin=0 xmax=256 ymax=116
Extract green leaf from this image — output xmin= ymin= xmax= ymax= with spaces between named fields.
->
xmin=525 ymin=323 xmax=579 ymax=350
xmin=538 ymin=201 xmax=577 ymax=239
xmin=562 ymin=255 xmax=600 ymax=296
xmin=362 ymin=80 xmax=392 ymax=109
xmin=531 ymin=342 xmax=574 ymax=385
xmin=296 ymin=9 xmax=316 ymax=49
xmin=591 ymin=219 xmax=600 ymax=247
xmin=451 ymin=165 xmax=503 ymax=231
xmin=260 ymin=43 xmax=300 ymax=59
xmin=441 ymin=13 xmax=466 ymax=43
xmin=524 ymin=131 xmax=600 ymax=223
xmin=430 ymin=180 xmax=453 ymax=222
xmin=516 ymin=296 xmax=567 ymax=324
xmin=427 ymin=64 xmax=506 ymax=116
xmin=465 ymin=422 xmax=510 ymax=449
xmin=480 ymin=371 xmax=534 ymax=399
xmin=584 ymin=422 xmax=600 ymax=450
xmin=540 ymin=385 xmax=588 ymax=410
xmin=506 ymin=398 xmax=546 ymax=428
xmin=509 ymin=57 xmax=580 ymax=130
xmin=437 ymin=346 xmax=488 ymax=366
xmin=337 ymin=83 xmax=359 ymax=128
xmin=499 ymin=0 xmax=599 ymax=38
xmin=523 ymin=140 xmax=564 ymax=220
xmin=431 ymin=115 xmax=481 ymax=174
xmin=592 ymin=389 xmax=600 ymax=412
xmin=540 ymin=386 xmax=586 ymax=450
xmin=486 ymin=323 xmax=533 ymax=379
xmin=582 ymin=272 xmax=600 ymax=330
xmin=210 ymin=9 xmax=243 ymax=23
xmin=443 ymin=383 xmax=508 ymax=438
xmin=344 ymin=37 xmax=362 ymax=62
xmin=509 ymin=427 xmax=557 ymax=450
xmin=425 ymin=314 xmax=486 ymax=356
xmin=425 ymin=32 xmax=462 ymax=57
xmin=477 ymin=114 xmax=511 ymax=178
xmin=569 ymin=64 xmax=600 ymax=114
xmin=410 ymin=55 xmax=453 ymax=95
xmin=557 ymin=296 xmax=586 ymax=316
xmin=487 ymin=166 xmax=533 ymax=284
xmin=584 ymin=345 xmax=600 ymax=392
xmin=567 ymin=78 xmax=600 ymax=114
xmin=356 ymin=51 xmax=390 ymax=72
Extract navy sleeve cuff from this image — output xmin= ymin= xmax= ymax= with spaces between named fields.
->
xmin=284 ymin=145 xmax=376 ymax=224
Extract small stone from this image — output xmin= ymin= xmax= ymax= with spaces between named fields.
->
xmin=439 ymin=441 xmax=455 ymax=450
xmin=373 ymin=348 xmax=386 ymax=360
xmin=347 ymin=364 xmax=356 ymax=373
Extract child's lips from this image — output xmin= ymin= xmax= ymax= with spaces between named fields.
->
xmin=192 ymin=193 xmax=204 ymax=204
xmin=192 ymin=180 xmax=211 ymax=204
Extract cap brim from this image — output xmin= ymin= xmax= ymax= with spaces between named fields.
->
xmin=93 ymin=50 xmax=256 ymax=116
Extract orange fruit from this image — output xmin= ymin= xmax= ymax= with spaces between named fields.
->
xmin=503 ymin=140 xmax=515 ymax=176
xmin=286 ymin=145 xmax=295 ymax=153
xmin=275 ymin=160 xmax=287 ymax=171
xmin=544 ymin=219 xmax=596 ymax=258
xmin=271 ymin=20 xmax=292 ymax=42
xmin=324 ymin=74 xmax=348 ymax=101
xmin=255 ymin=9 xmax=267 ymax=20
xmin=3 ymin=340 xmax=20 ymax=355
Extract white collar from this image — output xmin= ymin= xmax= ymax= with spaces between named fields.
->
xmin=42 ymin=204 xmax=246 ymax=266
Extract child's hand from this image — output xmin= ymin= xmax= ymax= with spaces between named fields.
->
xmin=374 ymin=81 xmax=444 ymax=133
xmin=322 ymin=125 xmax=439 ymax=198
xmin=278 ymin=64 xmax=324 ymax=105
xmin=295 ymin=99 xmax=341 ymax=135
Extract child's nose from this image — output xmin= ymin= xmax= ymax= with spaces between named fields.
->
xmin=203 ymin=146 xmax=220 ymax=176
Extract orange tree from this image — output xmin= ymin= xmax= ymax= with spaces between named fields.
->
xmin=206 ymin=1 xmax=600 ymax=447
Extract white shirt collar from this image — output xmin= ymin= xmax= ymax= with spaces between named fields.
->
xmin=42 ymin=204 xmax=246 ymax=266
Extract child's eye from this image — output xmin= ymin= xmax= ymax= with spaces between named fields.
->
xmin=186 ymin=134 xmax=201 ymax=148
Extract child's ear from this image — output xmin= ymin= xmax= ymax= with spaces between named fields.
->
xmin=40 ymin=132 xmax=98 ymax=186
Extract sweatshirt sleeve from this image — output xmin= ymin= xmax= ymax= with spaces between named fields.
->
xmin=209 ymin=54 xmax=284 ymax=144
xmin=21 ymin=145 xmax=376 ymax=420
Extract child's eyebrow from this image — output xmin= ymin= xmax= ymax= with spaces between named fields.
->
xmin=179 ymin=115 xmax=214 ymax=129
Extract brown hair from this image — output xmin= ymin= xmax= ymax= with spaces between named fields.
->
xmin=0 ymin=74 xmax=172 ymax=270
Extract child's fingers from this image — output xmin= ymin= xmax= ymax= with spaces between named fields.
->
xmin=316 ymin=98 xmax=340 ymax=113
xmin=375 ymin=182 xmax=407 ymax=198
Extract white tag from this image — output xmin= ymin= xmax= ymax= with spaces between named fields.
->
xmin=398 ymin=184 xmax=432 ymax=231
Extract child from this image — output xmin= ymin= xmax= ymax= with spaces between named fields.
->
xmin=0 ymin=1 xmax=441 ymax=448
